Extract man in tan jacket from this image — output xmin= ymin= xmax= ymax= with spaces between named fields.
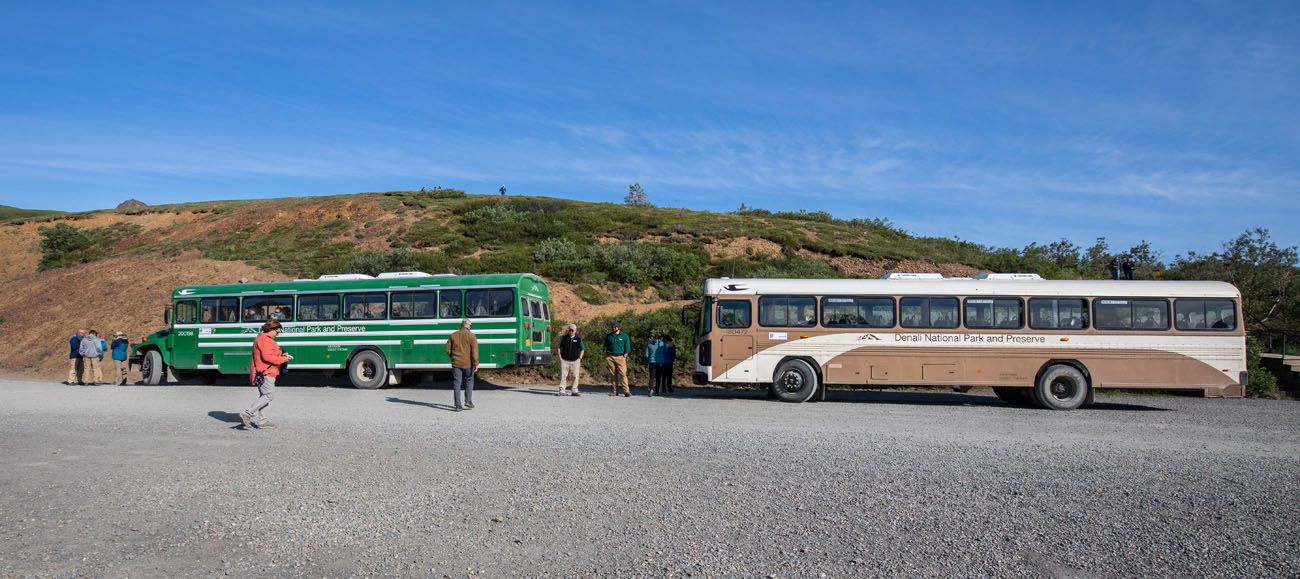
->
xmin=444 ymin=319 xmax=479 ymax=411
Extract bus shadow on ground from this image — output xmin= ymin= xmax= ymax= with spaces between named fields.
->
xmin=576 ymin=385 xmax=1173 ymax=412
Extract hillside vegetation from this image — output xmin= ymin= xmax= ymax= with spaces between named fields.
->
xmin=1 ymin=190 xmax=1295 ymax=396
xmin=0 ymin=204 xmax=65 ymax=223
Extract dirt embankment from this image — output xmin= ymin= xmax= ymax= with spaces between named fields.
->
xmin=0 ymin=253 xmax=285 ymax=377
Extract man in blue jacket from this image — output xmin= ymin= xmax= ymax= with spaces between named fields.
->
xmin=645 ymin=333 xmax=665 ymax=397
xmin=66 ymin=329 xmax=85 ymax=385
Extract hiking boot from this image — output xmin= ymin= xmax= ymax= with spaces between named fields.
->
xmin=239 ymin=413 xmax=253 ymax=429
xmin=255 ymin=421 xmax=277 ymax=429
xmin=465 ymin=403 xmax=475 ymax=410
xmin=621 ymin=392 xmax=631 ymax=397
xmin=454 ymin=407 xmax=463 ymax=412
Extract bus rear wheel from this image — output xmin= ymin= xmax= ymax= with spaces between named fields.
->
xmin=141 ymin=350 xmax=165 ymax=385
xmin=772 ymin=359 xmax=818 ymax=403
xmin=348 ymin=350 xmax=388 ymax=390
xmin=1034 ymin=365 xmax=1089 ymax=410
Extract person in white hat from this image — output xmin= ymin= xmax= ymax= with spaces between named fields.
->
xmin=110 ymin=331 xmax=131 ymax=385
xmin=556 ymin=323 xmax=585 ymax=396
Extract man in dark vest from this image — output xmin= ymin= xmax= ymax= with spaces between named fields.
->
xmin=556 ymin=323 xmax=585 ymax=396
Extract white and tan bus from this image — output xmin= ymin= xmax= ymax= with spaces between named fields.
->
xmin=687 ymin=273 xmax=1246 ymax=409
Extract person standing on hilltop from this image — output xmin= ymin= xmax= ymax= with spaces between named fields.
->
xmin=1122 ymin=257 xmax=1135 ymax=280
xmin=78 ymin=330 xmax=105 ymax=385
xmin=445 ymin=319 xmax=479 ymax=411
xmin=1108 ymin=256 xmax=1121 ymax=280
xmin=65 ymin=329 xmax=86 ymax=385
xmin=110 ymin=332 xmax=131 ymax=385
xmin=603 ymin=321 xmax=631 ymax=397
xmin=556 ymin=323 xmax=585 ymax=396
xmin=240 ymin=320 xmax=292 ymax=430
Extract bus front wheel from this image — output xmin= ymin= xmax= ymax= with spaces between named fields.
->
xmin=141 ymin=350 xmax=165 ymax=386
xmin=348 ymin=350 xmax=388 ymax=390
xmin=772 ymin=359 xmax=818 ymax=403
xmin=1034 ymin=365 xmax=1089 ymax=410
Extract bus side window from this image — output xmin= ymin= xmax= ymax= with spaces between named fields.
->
xmin=438 ymin=290 xmax=463 ymax=319
xmin=465 ymin=289 xmax=514 ymax=318
xmin=717 ymin=300 xmax=752 ymax=329
xmin=1175 ymin=299 xmax=1237 ymax=331
xmin=175 ymin=301 xmax=198 ymax=324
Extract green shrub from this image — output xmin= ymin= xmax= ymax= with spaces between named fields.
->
xmin=427 ymin=188 xmax=466 ymax=199
xmin=462 ymin=203 xmax=525 ymax=243
xmin=533 ymin=238 xmax=586 ymax=279
xmin=402 ymin=219 xmax=464 ymax=249
xmin=206 ymin=221 xmax=353 ymax=276
xmin=38 ymin=222 xmax=143 ymax=270
xmin=774 ymin=209 xmax=835 ymax=223
xmin=573 ymin=284 xmax=607 ymax=305
xmin=708 ymin=254 xmax=842 ymax=279
xmin=1247 ymin=337 xmax=1280 ymax=398
xmin=587 ymin=242 xmax=707 ymax=285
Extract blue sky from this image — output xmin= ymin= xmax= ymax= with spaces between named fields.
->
xmin=1 ymin=1 xmax=1297 ymax=256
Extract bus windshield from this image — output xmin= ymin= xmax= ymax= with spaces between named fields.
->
xmin=699 ymin=296 xmax=712 ymax=336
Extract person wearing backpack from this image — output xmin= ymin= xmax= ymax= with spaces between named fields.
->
xmin=78 ymin=330 xmax=105 ymax=385
xmin=110 ymin=332 xmax=130 ymax=385
xmin=240 ymin=320 xmax=292 ymax=429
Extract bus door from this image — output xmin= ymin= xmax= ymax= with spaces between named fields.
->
xmin=170 ymin=300 xmax=200 ymax=368
xmin=715 ymin=300 xmax=754 ymax=379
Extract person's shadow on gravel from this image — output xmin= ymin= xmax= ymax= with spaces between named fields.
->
xmin=207 ymin=411 xmax=246 ymax=428
xmin=385 ymin=396 xmax=459 ymax=412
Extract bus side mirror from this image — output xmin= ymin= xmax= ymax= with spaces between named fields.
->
xmin=164 ymin=306 xmax=171 ymax=325
xmin=680 ymin=305 xmax=700 ymax=327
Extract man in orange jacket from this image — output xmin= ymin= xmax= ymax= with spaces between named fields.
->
xmin=240 ymin=320 xmax=293 ymax=429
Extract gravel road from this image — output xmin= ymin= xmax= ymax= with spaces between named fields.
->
xmin=0 ymin=377 xmax=1297 ymax=577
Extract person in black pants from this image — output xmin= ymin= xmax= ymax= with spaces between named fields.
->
xmin=1122 ymin=257 xmax=1135 ymax=280
xmin=658 ymin=336 xmax=676 ymax=394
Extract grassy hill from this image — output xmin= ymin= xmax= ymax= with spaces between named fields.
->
xmin=0 ymin=204 xmax=65 ymax=223
xmin=13 ymin=189 xmax=1023 ymax=295
xmin=0 ymin=189 xmax=1184 ymax=381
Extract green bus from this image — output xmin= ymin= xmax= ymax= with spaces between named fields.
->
xmin=130 ymin=272 xmax=554 ymax=388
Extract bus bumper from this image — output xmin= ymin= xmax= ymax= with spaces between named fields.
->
xmin=515 ymin=351 xmax=553 ymax=366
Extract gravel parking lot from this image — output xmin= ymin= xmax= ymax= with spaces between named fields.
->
xmin=0 ymin=377 xmax=1297 ymax=577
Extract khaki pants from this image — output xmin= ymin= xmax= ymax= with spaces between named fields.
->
xmin=114 ymin=359 xmax=129 ymax=385
xmin=84 ymin=357 xmax=104 ymax=384
xmin=558 ymin=359 xmax=581 ymax=394
xmin=68 ymin=358 xmax=84 ymax=383
xmin=606 ymin=355 xmax=629 ymax=395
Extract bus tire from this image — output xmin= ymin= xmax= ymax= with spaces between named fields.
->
xmin=993 ymin=387 xmax=1033 ymax=405
xmin=348 ymin=350 xmax=388 ymax=390
xmin=1033 ymin=364 xmax=1089 ymax=410
xmin=141 ymin=350 xmax=165 ymax=386
xmin=772 ymin=359 xmax=818 ymax=403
